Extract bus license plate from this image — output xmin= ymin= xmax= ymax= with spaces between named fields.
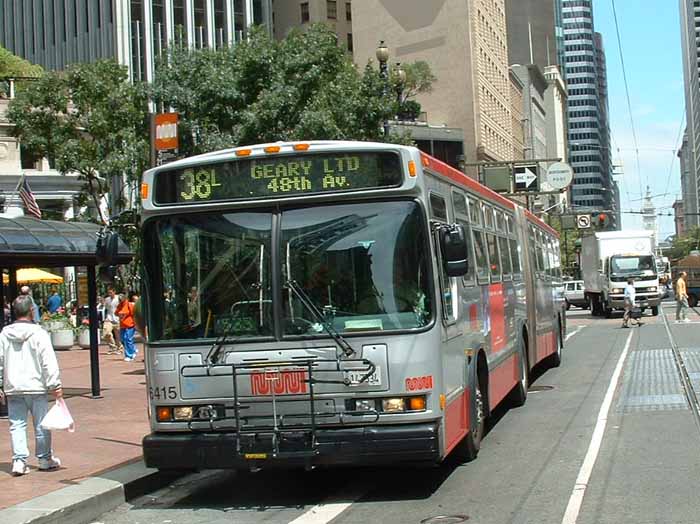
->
xmin=346 ymin=367 xmax=381 ymax=386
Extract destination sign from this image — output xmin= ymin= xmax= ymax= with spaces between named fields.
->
xmin=153 ymin=152 xmax=403 ymax=204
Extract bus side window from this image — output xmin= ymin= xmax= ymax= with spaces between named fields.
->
xmin=453 ymin=191 xmax=475 ymax=285
xmin=486 ymin=232 xmax=501 ymax=281
xmin=529 ymin=227 xmax=538 ymax=274
xmin=473 ymin=228 xmax=490 ymax=283
xmin=535 ymin=230 xmax=545 ymax=274
xmin=510 ymin=238 xmax=522 ymax=278
xmin=498 ymin=235 xmax=512 ymax=279
xmin=452 ymin=190 xmax=468 ymax=216
xmin=430 ymin=193 xmax=448 ymax=222
xmin=469 ymin=198 xmax=482 ymax=227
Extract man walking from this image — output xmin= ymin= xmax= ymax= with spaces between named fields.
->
xmin=622 ymin=278 xmax=642 ymax=328
xmin=0 ymin=295 xmax=62 ymax=476
xmin=103 ymin=288 xmax=122 ymax=354
xmin=116 ymin=293 xmax=137 ymax=362
xmin=676 ymin=271 xmax=691 ymax=323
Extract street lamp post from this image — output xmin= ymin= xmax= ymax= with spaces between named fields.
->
xmin=395 ymin=62 xmax=406 ymax=120
xmin=376 ymin=41 xmax=390 ymax=136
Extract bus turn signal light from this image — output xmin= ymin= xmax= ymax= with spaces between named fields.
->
xmin=408 ymin=160 xmax=417 ymax=177
xmin=293 ymin=143 xmax=310 ymax=151
xmin=156 ymin=407 xmax=172 ymax=422
xmin=235 ymin=149 xmax=252 ymax=157
xmin=264 ymin=146 xmax=281 ymax=153
xmin=408 ymin=396 xmax=426 ymax=411
xmin=140 ymin=183 xmax=149 ymax=199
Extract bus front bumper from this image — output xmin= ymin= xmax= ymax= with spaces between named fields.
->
xmin=143 ymin=422 xmax=440 ymax=469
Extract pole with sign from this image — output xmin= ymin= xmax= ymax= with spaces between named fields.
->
xmin=151 ymin=112 xmax=179 ymax=167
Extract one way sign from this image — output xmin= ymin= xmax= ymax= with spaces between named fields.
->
xmin=514 ymin=164 xmax=539 ymax=192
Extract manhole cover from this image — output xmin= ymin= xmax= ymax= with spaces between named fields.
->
xmin=528 ymin=385 xmax=554 ymax=392
xmin=420 ymin=516 xmax=469 ymax=524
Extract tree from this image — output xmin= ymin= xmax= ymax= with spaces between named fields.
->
xmin=669 ymin=226 xmax=700 ymax=261
xmin=391 ymin=60 xmax=435 ymax=121
xmin=0 ymin=46 xmax=42 ymax=96
xmin=151 ymin=24 xmax=434 ymax=155
xmin=7 ymin=60 xmax=149 ymax=223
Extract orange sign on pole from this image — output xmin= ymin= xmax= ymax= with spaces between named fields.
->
xmin=154 ymin=113 xmax=179 ymax=151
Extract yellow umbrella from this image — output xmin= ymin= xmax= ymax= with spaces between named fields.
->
xmin=2 ymin=268 xmax=64 ymax=284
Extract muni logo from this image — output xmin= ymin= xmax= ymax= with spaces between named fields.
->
xmin=250 ymin=370 xmax=308 ymax=396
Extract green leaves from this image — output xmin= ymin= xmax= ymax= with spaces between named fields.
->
xmin=7 ymin=60 xmax=149 ymax=223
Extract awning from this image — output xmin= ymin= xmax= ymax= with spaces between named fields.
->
xmin=0 ymin=216 xmax=133 ymax=267
xmin=2 ymin=268 xmax=63 ymax=284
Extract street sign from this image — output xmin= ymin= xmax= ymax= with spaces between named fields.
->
xmin=561 ymin=215 xmax=576 ymax=230
xmin=482 ymin=165 xmax=512 ymax=192
xmin=576 ymin=214 xmax=591 ymax=229
xmin=154 ymin=113 xmax=179 ymax=151
xmin=545 ymin=162 xmax=573 ymax=190
xmin=514 ymin=164 xmax=539 ymax=192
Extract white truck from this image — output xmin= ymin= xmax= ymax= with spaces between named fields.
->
xmin=581 ymin=230 xmax=661 ymax=317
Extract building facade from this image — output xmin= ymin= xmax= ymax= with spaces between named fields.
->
xmin=0 ymin=0 xmax=271 ymax=82
xmin=504 ymin=0 xmax=565 ymax=74
xmin=673 ymin=199 xmax=686 ymax=238
xmin=678 ymin=131 xmax=699 ymax=229
xmin=273 ymin=0 xmax=354 ymax=53
xmin=562 ymin=0 xmax=615 ymax=225
xmin=680 ymin=0 xmax=700 ymax=229
xmin=351 ymin=0 xmax=522 ymax=172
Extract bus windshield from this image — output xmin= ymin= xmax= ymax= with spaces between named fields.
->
xmin=143 ymin=201 xmax=432 ymax=341
xmin=282 ymin=201 xmax=432 ymax=334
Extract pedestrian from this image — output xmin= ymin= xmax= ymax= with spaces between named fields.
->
xmin=116 ymin=292 xmax=136 ymax=362
xmin=622 ymin=278 xmax=642 ymax=328
xmin=19 ymin=286 xmax=40 ymax=323
xmin=46 ymin=289 xmax=62 ymax=314
xmin=676 ymin=271 xmax=691 ymax=323
xmin=0 ymin=295 xmax=63 ymax=476
xmin=103 ymin=288 xmax=122 ymax=354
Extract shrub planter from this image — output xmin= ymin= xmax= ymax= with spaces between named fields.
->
xmin=51 ymin=328 xmax=75 ymax=350
xmin=78 ymin=329 xmax=99 ymax=349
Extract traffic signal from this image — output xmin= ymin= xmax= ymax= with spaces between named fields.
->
xmin=592 ymin=212 xmax=609 ymax=229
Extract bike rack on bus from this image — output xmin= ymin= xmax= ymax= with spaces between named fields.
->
xmin=180 ymin=357 xmax=379 ymax=460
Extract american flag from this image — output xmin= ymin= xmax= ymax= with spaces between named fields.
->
xmin=18 ymin=178 xmax=42 ymax=219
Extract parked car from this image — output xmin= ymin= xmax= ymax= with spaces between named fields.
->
xmin=564 ymin=280 xmax=587 ymax=310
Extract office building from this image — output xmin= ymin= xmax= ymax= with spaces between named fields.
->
xmin=505 ymin=0 xmax=565 ymax=74
xmin=673 ymin=199 xmax=686 ymax=237
xmin=680 ymin=0 xmax=700 ymax=229
xmin=273 ymin=0 xmax=354 ymax=53
xmin=352 ymin=0 xmax=522 ymax=171
xmin=562 ymin=0 xmax=615 ymax=225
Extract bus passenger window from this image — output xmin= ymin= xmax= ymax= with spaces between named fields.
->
xmin=498 ymin=236 xmax=512 ymax=276
xmin=483 ymin=205 xmax=494 ymax=230
xmin=487 ymin=233 xmax=501 ymax=280
xmin=473 ymin=229 xmax=490 ymax=281
xmin=430 ymin=193 xmax=448 ymax=222
xmin=453 ymin=191 xmax=468 ymax=216
xmin=457 ymin=218 xmax=475 ymax=282
xmin=468 ymin=198 xmax=482 ymax=226
xmin=510 ymin=238 xmax=522 ymax=276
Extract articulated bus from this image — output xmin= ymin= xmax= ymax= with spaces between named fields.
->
xmin=138 ymin=141 xmax=565 ymax=470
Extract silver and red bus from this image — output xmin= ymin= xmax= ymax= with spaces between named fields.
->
xmin=137 ymin=141 xmax=565 ymax=470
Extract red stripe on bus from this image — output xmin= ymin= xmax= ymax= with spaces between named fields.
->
xmin=489 ymin=352 xmax=519 ymax=411
xmin=420 ymin=153 xmax=516 ymax=211
xmin=489 ymin=283 xmax=506 ymax=352
xmin=524 ymin=208 xmax=560 ymax=238
xmin=444 ymin=389 xmax=470 ymax=455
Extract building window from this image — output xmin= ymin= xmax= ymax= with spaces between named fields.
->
xmin=346 ymin=2 xmax=352 ymax=21
xmin=327 ymin=1 xmax=337 ymax=19
xmin=301 ymin=2 xmax=310 ymax=23
xmin=347 ymin=33 xmax=353 ymax=52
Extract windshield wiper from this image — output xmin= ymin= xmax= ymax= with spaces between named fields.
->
xmin=286 ymin=279 xmax=355 ymax=358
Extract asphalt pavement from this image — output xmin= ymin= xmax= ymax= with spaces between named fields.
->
xmin=91 ymin=302 xmax=700 ymax=524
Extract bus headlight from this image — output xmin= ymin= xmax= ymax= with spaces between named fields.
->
xmin=382 ymin=398 xmax=406 ymax=412
xmin=173 ymin=406 xmax=194 ymax=421
xmin=354 ymin=399 xmax=375 ymax=411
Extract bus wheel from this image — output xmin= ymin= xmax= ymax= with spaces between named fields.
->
xmin=510 ymin=338 xmax=529 ymax=407
xmin=548 ymin=326 xmax=563 ymax=368
xmin=454 ymin=366 xmax=484 ymax=462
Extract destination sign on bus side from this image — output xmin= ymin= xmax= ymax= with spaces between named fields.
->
xmin=153 ymin=152 xmax=403 ymax=204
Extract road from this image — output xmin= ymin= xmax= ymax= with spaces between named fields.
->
xmin=94 ymin=302 xmax=700 ymax=524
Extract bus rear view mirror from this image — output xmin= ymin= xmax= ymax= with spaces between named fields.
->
xmin=440 ymin=224 xmax=469 ymax=277
xmin=96 ymin=230 xmax=119 ymax=266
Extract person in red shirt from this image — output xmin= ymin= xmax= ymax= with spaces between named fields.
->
xmin=115 ymin=293 xmax=137 ymax=362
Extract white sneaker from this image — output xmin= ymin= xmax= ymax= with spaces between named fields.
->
xmin=124 ymin=356 xmax=134 ymax=362
xmin=38 ymin=456 xmax=61 ymax=471
xmin=683 ymin=318 xmax=692 ymax=323
xmin=11 ymin=459 xmax=29 ymax=476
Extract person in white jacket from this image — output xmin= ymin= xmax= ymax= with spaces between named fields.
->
xmin=0 ymin=295 xmax=63 ymax=476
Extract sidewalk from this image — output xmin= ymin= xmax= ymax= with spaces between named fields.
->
xmin=0 ymin=343 xmax=150 ymax=510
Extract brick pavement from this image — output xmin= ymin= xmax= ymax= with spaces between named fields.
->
xmin=0 ymin=343 xmax=149 ymax=510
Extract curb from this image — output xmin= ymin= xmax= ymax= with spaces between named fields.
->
xmin=0 ymin=460 xmax=183 ymax=524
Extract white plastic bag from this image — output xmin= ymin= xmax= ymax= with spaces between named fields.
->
xmin=40 ymin=398 xmax=75 ymax=432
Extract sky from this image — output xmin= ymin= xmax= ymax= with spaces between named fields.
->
xmin=592 ymin=0 xmax=684 ymax=239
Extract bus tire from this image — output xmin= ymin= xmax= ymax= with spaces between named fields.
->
xmin=453 ymin=361 xmax=485 ymax=462
xmin=509 ymin=334 xmax=529 ymax=407
xmin=548 ymin=324 xmax=563 ymax=368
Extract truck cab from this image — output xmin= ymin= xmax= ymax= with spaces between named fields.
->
xmin=600 ymin=253 xmax=661 ymax=316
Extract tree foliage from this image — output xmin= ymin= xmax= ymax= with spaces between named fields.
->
xmin=669 ymin=227 xmax=700 ymax=262
xmin=7 ymin=60 xmax=149 ymax=223
xmin=151 ymin=25 xmax=433 ymax=156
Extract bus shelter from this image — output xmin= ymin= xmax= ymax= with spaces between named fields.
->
xmin=0 ymin=216 xmax=133 ymax=400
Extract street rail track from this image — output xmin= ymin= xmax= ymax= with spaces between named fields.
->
xmin=660 ymin=304 xmax=700 ymax=435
